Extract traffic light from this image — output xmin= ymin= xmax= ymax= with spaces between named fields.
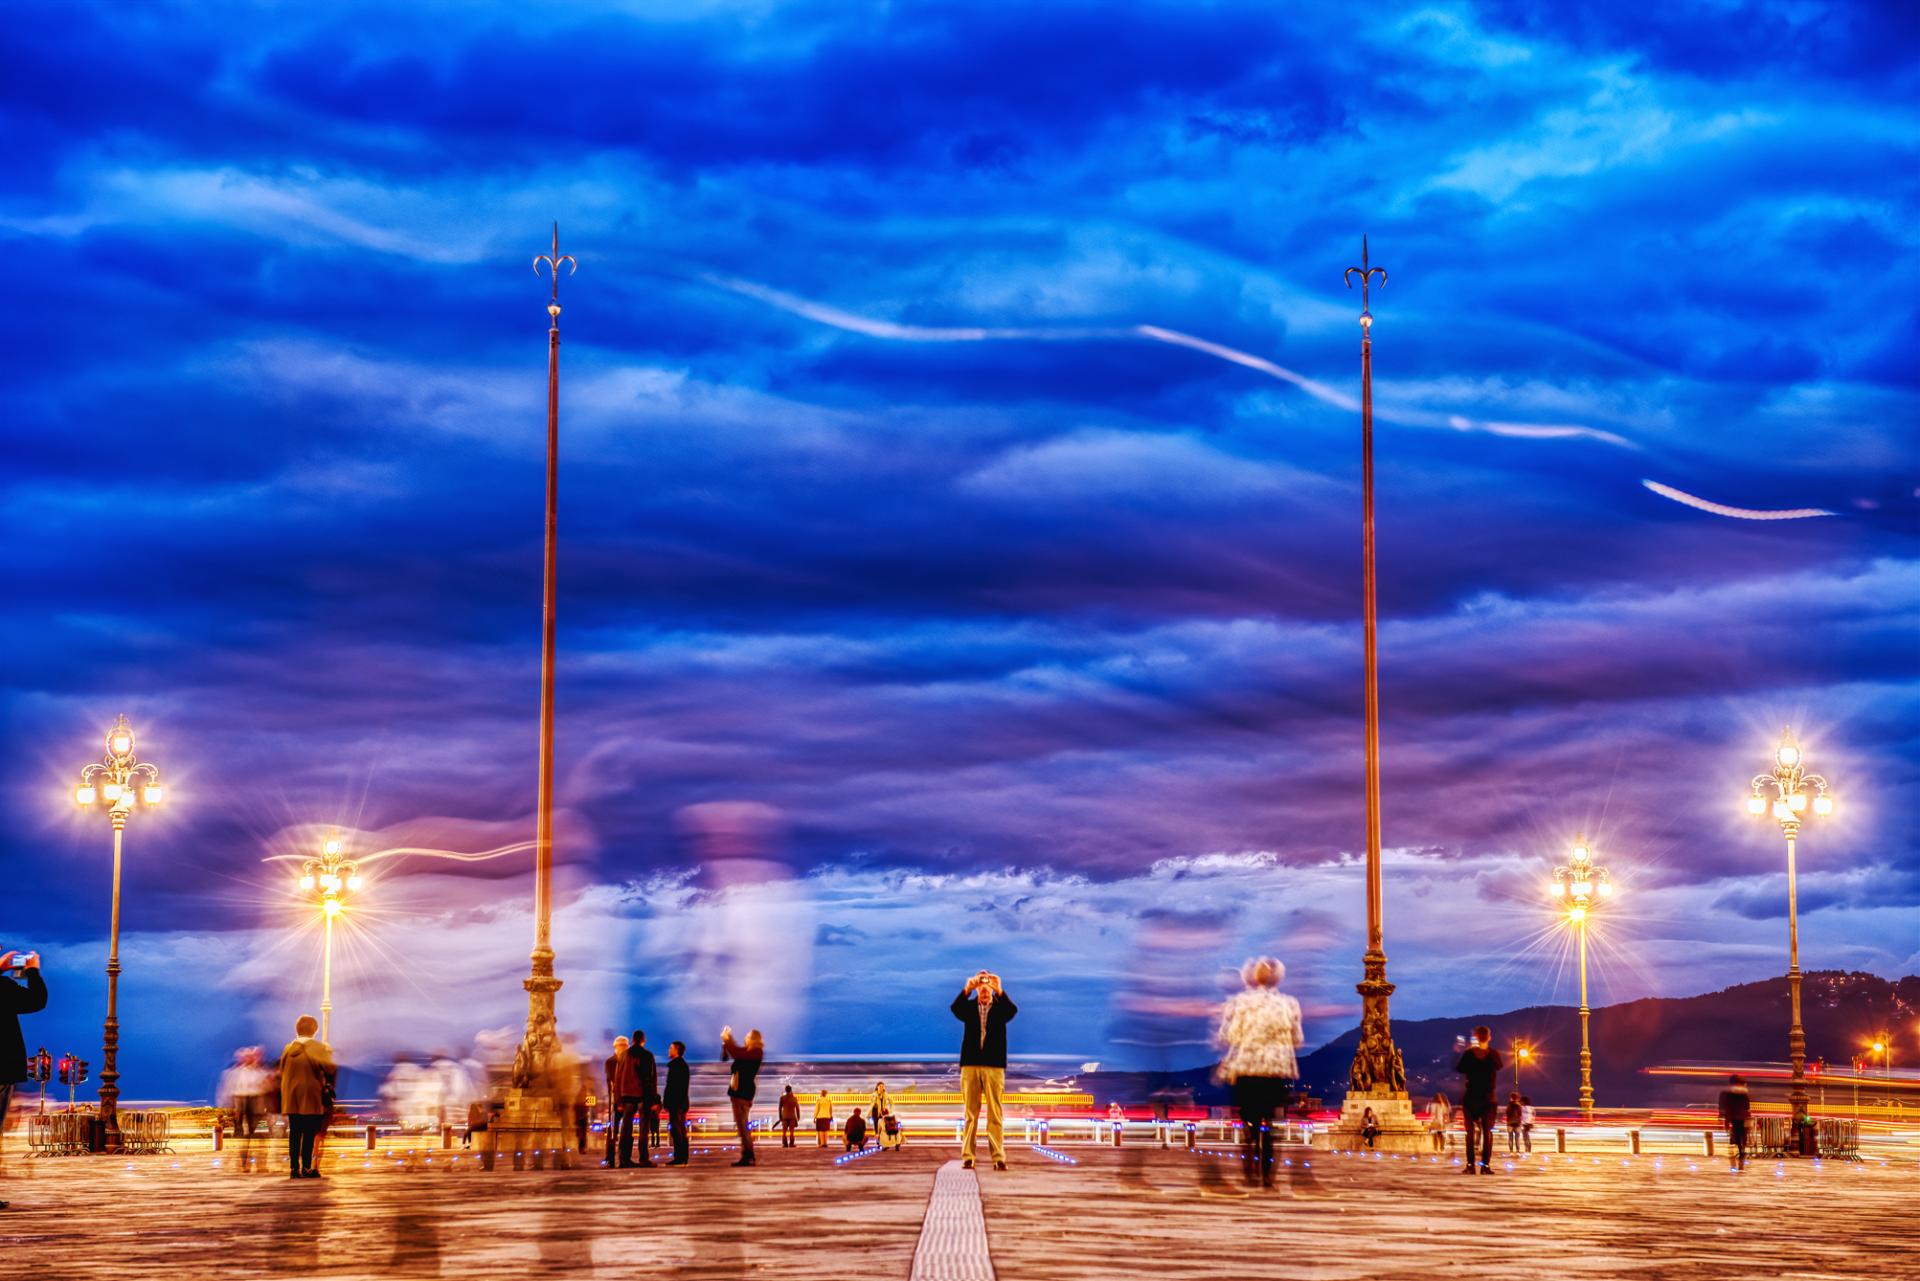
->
xmin=29 ymin=1048 xmax=51 ymax=1084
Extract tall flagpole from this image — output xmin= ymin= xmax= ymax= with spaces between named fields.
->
xmin=1336 ymin=237 xmax=1411 ymax=1145
xmin=516 ymin=225 xmax=574 ymax=1098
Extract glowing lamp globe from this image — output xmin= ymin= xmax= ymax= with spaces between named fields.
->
xmin=75 ymin=785 xmax=96 ymax=806
xmin=1788 ymin=792 xmax=1807 ymax=813
xmin=142 ymin=785 xmax=163 ymax=805
xmin=1746 ymin=795 xmax=1766 ymax=816
xmin=1812 ymin=795 xmax=1833 ymax=816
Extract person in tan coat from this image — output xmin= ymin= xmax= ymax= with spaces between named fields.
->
xmin=279 ymin=1014 xmax=335 ymax=1179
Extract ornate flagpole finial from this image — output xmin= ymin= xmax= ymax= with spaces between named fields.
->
xmin=1343 ymin=235 xmax=1387 ymax=331
xmin=533 ymin=221 xmax=578 ymax=322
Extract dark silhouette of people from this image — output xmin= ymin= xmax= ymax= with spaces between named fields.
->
xmin=0 ymin=948 xmax=47 ymax=1208
xmin=664 ymin=1041 xmax=691 ymax=1166
xmin=279 ymin=1014 xmax=334 ymax=1179
xmin=778 ymin=1084 xmax=800 ymax=1147
xmin=844 ymin=1107 xmax=867 ymax=1151
xmin=615 ymin=1029 xmax=659 ymax=1168
xmin=1454 ymin=1026 xmax=1504 ymax=1174
xmin=721 ymin=1026 xmax=764 ymax=1166
xmin=1718 ymin=1074 xmax=1752 ymax=1170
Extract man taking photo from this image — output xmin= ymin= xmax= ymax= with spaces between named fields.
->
xmin=1 ymin=949 xmax=49 ymax=1209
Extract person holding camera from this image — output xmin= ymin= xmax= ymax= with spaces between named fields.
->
xmin=952 ymin=969 xmax=1017 ymax=1170
xmin=1 ymin=950 xmax=48 ymax=1208
xmin=1454 ymin=1025 xmax=1504 ymax=1174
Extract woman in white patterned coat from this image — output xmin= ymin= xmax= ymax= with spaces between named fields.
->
xmin=1213 ymin=956 xmax=1304 ymax=1189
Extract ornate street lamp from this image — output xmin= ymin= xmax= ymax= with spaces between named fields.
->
xmin=295 ymin=833 xmax=360 ymax=1044
xmin=73 ymin=714 xmax=163 ymax=1152
xmin=1552 ymin=834 xmax=1611 ymax=1121
xmin=1746 ymin=726 xmax=1832 ymax=1124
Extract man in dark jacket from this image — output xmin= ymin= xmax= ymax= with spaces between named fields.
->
xmin=952 ymin=970 xmax=1017 ymax=1171
xmin=1454 ymin=1025 xmax=1503 ymax=1175
xmin=279 ymin=1014 xmax=335 ymax=1179
xmin=616 ymin=1029 xmax=659 ymax=1169
xmin=663 ymin=1041 xmax=691 ymax=1165
xmin=603 ymin=1035 xmax=629 ymax=1167
xmin=1 ymin=949 xmax=48 ymax=1208
xmin=1717 ymin=1074 xmax=1752 ymax=1170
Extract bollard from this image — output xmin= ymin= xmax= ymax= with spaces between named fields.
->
xmin=1185 ymin=1123 xmax=1197 ymax=1151
xmin=443 ymin=1125 xmax=455 ymax=1149
xmin=1112 ymin=1121 xmax=1123 ymax=1148
xmin=1039 ymin=1119 xmax=1050 ymax=1146
xmin=366 ymin=1124 xmax=377 ymax=1152
xmin=1702 ymin=1131 xmax=1714 ymax=1157
xmin=212 ymin=1123 xmax=224 ymax=1152
xmin=1555 ymin=1128 xmax=1567 ymax=1153
xmin=1629 ymin=1129 xmax=1641 ymax=1155
xmin=1158 ymin=1123 xmax=1169 ymax=1150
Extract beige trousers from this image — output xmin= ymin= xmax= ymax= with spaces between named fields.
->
xmin=959 ymin=1066 xmax=1006 ymax=1163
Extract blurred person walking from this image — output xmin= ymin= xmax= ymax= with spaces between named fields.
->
xmin=0 ymin=949 xmax=47 ymax=1207
xmin=219 ymin=1046 xmax=271 ymax=1140
xmin=953 ymin=970 xmax=1018 ymax=1171
xmin=813 ymin=1089 xmax=834 ymax=1147
xmin=1427 ymin=1091 xmax=1452 ymax=1153
xmin=664 ymin=1041 xmax=691 ymax=1166
xmin=778 ymin=1085 xmax=800 ymax=1147
xmin=1718 ymin=1074 xmax=1752 ymax=1171
xmin=1505 ymin=1090 xmax=1523 ymax=1153
xmin=1519 ymin=1095 xmax=1535 ymax=1153
xmin=1455 ymin=1026 xmax=1503 ymax=1174
xmin=279 ymin=1014 xmax=334 ymax=1180
xmin=1212 ymin=956 xmax=1304 ymax=1191
xmin=721 ymin=1026 xmax=764 ymax=1166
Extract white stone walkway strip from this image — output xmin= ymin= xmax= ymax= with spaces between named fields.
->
xmin=909 ymin=1159 xmax=997 ymax=1281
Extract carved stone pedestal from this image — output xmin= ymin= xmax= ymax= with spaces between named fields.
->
xmin=1317 ymin=1087 xmax=1429 ymax=1154
xmin=480 ymin=1088 xmax=575 ymax=1172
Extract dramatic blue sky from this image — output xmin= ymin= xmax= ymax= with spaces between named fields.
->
xmin=3 ymin=1 xmax=1915 ymax=1100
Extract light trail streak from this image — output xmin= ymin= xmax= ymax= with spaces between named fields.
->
xmin=1640 ymin=480 xmax=1835 ymax=520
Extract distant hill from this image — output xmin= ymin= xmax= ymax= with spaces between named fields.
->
xmin=1080 ymin=971 xmax=1918 ymax=1110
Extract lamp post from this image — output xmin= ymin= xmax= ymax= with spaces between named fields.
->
xmin=73 ymin=714 xmax=162 ymax=1152
xmin=1513 ymin=1043 xmax=1532 ymax=1096
xmin=1340 ymin=238 xmax=1408 ymax=1106
xmin=295 ymin=833 xmax=360 ymax=1044
xmin=1746 ymin=726 xmax=1832 ymax=1125
xmin=1552 ymin=834 xmax=1611 ymax=1122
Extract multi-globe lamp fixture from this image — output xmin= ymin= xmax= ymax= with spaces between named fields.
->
xmin=1552 ymin=834 xmax=1611 ymax=1121
xmin=72 ymin=714 xmax=163 ymax=1152
xmin=296 ymin=833 xmax=361 ymax=1044
xmin=1746 ymin=726 xmax=1833 ymax=1123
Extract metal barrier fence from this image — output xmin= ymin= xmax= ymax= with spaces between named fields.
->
xmin=26 ymin=1112 xmax=93 ymax=1156
xmin=1750 ymin=1115 xmax=1859 ymax=1160
xmin=119 ymin=1110 xmax=174 ymax=1155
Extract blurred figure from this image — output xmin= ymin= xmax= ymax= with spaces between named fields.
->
xmin=813 ymin=1089 xmax=834 ymax=1147
xmin=1519 ymin=1095 xmax=1535 ymax=1153
xmin=953 ymin=970 xmax=1017 ymax=1171
xmin=1427 ymin=1091 xmax=1452 ymax=1153
xmin=1718 ymin=1074 xmax=1752 ymax=1171
xmin=1505 ymin=1090 xmax=1523 ymax=1153
xmin=778 ymin=1085 xmax=800 ymax=1148
xmin=721 ymin=1026 xmax=764 ymax=1167
xmin=279 ymin=1014 xmax=334 ymax=1180
xmin=668 ymin=804 xmax=814 ymax=1057
xmin=843 ymin=1107 xmax=867 ymax=1152
xmin=1360 ymin=1106 xmax=1380 ymax=1150
xmin=219 ymin=1047 xmax=271 ymax=1139
xmin=664 ymin=1041 xmax=691 ymax=1166
xmin=1454 ymin=1026 xmax=1503 ymax=1175
xmin=1213 ymin=956 xmax=1303 ymax=1191
xmin=0 ymin=948 xmax=46 ymax=1204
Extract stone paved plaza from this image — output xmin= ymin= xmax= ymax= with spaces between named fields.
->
xmin=3 ymin=1137 xmax=1913 ymax=1280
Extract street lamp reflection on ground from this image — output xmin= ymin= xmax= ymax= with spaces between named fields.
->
xmin=1552 ymin=834 xmax=1610 ymax=1122
xmin=73 ymin=714 xmax=163 ymax=1153
xmin=296 ymin=832 xmax=360 ymax=1044
xmin=1747 ymin=726 xmax=1832 ymax=1124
